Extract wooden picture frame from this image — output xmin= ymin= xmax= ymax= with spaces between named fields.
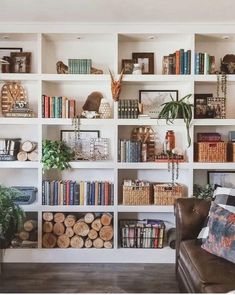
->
xmin=121 ymin=59 xmax=135 ymax=74
xmin=207 ymin=97 xmax=226 ymax=119
xmin=139 ymin=90 xmax=178 ymax=118
xmin=194 ymin=93 xmax=213 ymax=119
xmin=0 ymin=47 xmax=23 ymax=73
xmin=10 ymin=52 xmax=31 ymax=73
xmin=132 ymin=52 xmax=154 ymax=74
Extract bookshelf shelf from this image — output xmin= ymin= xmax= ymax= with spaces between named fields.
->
xmin=1 ymin=25 xmax=235 ymax=263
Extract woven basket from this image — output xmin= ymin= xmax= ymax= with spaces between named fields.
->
xmin=195 ymin=142 xmax=227 ymax=162
xmin=228 ymin=142 xmax=235 ymax=162
xmin=123 ymin=185 xmax=152 ymax=205
xmin=153 ymin=183 xmax=183 ymax=205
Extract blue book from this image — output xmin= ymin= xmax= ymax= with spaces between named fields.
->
xmin=63 ymin=181 xmax=66 ymax=205
xmin=42 ymin=180 xmax=45 ymax=205
xmin=101 ymin=182 xmax=105 ymax=205
xmin=69 ymin=181 xmax=74 ymax=205
xmin=195 ymin=53 xmax=200 ymax=74
xmin=91 ymin=182 xmax=95 ymax=205
xmin=87 ymin=181 xmax=91 ymax=205
xmin=54 ymin=181 xmax=58 ymax=205
xmin=180 ymin=49 xmax=184 ymax=74
xmin=184 ymin=52 xmax=188 ymax=74
xmin=110 ymin=183 xmax=114 ymax=205
xmin=74 ymin=182 xmax=79 ymax=205
xmin=187 ymin=50 xmax=191 ymax=74
xmin=98 ymin=182 xmax=102 ymax=205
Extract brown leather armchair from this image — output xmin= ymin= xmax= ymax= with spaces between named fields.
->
xmin=175 ymin=198 xmax=235 ymax=293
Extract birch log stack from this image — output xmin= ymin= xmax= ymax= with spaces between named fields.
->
xmin=42 ymin=212 xmax=113 ymax=248
xmin=17 ymin=140 xmax=38 ymax=161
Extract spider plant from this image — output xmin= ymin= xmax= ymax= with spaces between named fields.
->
xmin=158 ymin=94 xmax=193 ymax=147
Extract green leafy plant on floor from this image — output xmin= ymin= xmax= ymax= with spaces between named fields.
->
xmin=158 ymin=94 xmax=194 ymax=147
xmin=42 ymin=139 xmax=74 ymax=171
xmin=0 ymin=185 xmax=25 ymax=249
xmin=193 ymin=184 xmax=214 ymax=200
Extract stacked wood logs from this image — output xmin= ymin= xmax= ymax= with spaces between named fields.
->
xmin=11 ymin=219 xmax=38 ymax=248
xmin=42 ymin=212 xmax=113 ymax=249
xmin=17 ymin=140 xmax=38 ymax=162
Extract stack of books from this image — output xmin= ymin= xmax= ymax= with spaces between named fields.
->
xmin=162 ymin=49 xmax=191 ymax=75
xmin=118 ymin=99 xmax=139 ymax=119
xmin=42 ymin=95 xmax=76 ymax=118
xmin=194 ymin=52 xmax=216 ymax=74
xmin=68 ymin=59 xmax=92 ymax=74
xmin=42 ymin=180 xmax=114 ymax=206
xmin=118 ymin=140 xmax=142 ymax=162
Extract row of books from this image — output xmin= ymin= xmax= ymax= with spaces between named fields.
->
xmin=118 ymin=140 xmax=142 ymax=162
xmin=42 ymin=180 xmax=114 ymax=206
xmin=42 ymin=95 xmax=76 ymax=118
xmin=162 ymin=49 xmax=191 ymax=75
xmin=68 ymin=59 xmax=92 ymax=74
xmin=120 ymin=220 xmax=165 ymax=248
xmin=118 ymin=99 xmax=139 ymax=119
xmin=194 ymin=52 xmax=216 ymax=74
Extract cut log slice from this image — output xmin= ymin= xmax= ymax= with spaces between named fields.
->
xmin=101 ymin=213 xmax=113 ymax=226
xmin=70 ymin=235 xmax=84 ymax=248
xmin=88 ymin=229 xmax=98 ymax=240
xmin=23 ymin=220 xmax=37 ymax=232
xmin=99 ymin=225 xmax=114 ymax=241
xmin=53 ymin=222 xmax=65 ymax=236
xmin=65 ymin=226 xmax=74 ymax=238
xmin=43 ymin=221 xmax=53 ymax=233
xmin=54 ymin=212 xmax=65 ymax=223
xmin=42 ymin=233 xmax=57 ymax=248
xmin=104 ymin=240 xmax=113 ymax=249
xmin=17 ymin=151 xmax=28 ymax=161
xmin=18 ymin=231 xmax=29 ymax=241
xmin=42 ymin=212 xmax=54 ymax=222
xmin=64 ymin=214 xmax=76 ymax=227
xmin=21 ymin=140 xmax=36 ymax=152
xmin=84 ymin=238 xmax=93 ymax=248
xmin=27 ymin=150 xmax=38 ymax=162
xmin=93 ymin=237 xmax=104 ymax=249
xmin=57 ymin=234 xmax=70 ymax=248
xmin=91 ymin=218 xmax=102 ymax=232
xmin=84 ymin=212 xmax=95 ymax=224
xmin=73 ymin=221 xmax=89 ymax=237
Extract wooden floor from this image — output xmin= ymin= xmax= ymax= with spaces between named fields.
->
xmin=0 ymin=263 xmax=179 ymax=293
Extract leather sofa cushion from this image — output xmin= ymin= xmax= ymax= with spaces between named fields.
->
xmin=179 ymin=240 xmax=235 ymax=293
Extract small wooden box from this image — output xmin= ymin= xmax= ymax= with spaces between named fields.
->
xmin=194 ymin=142 xmax=227 ymax=162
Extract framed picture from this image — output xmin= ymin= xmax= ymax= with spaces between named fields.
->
xmin=207 ymin=97 xmax=226 ymax=119
xmin=60 ymin=130 xmax=100 ymax=160
xmin=132 ymin=52 xmax=154 ymax=74
xmin=139 ymin=90 xmax=178 ymax=118
xmin=0 ymin=47 xmax=22 ymax=73
xmin=194 ymin=93 xmax=213 ymax=119
xmin=207 ymin=171 xmax=235 ymax=189
xmin=121 ymin=59 xmax=134 ymax=74
xmin=90 ymin=138 xmax=109 ymax=160
xmin=10 ymin=52 xmax=31 ymax=73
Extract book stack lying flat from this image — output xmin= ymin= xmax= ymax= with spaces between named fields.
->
xmin=68 ymin=59 xmax=92 ymax=74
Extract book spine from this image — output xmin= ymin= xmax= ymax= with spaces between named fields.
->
xmin=42 ymin=95 xmax=45 ymax=118
xmin=74 ymin=182 xmax=79 ymax=205
xmin=42 ymin=180 xmax=45 ymax=205
xmin=66 ymin=180 xmax=70 ymax=205
xmin=179 ymin=49 xmax=184 ymax=74
xmin=69 ymin=181 xmax=74 ymax=205
xmin=187 ymin=50 xmax=191 ymax=74
xmin=184 ymin=52 xmax=188 ymax=74
xmin=95 ymin=181 xmax=99 ymax=206
xmin=175 ymin=50 xmax=180 ymax=75
xmin=104 ymin=181 xmax=109 ymax=205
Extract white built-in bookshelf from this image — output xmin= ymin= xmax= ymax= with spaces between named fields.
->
xmin=1 ymin=23 xmax=235 ymax=263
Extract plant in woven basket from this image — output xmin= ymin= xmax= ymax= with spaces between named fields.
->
xmin=193 ymin=184 xmax=214 ymax=200
xmin=42 ymin=139 xmax=74 ymax=171
xmin=0 ymin=185 xmax=25 ymax=249
xmin=158 ymin=94 xmax=193 ymax=147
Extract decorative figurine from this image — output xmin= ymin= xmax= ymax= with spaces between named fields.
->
xmin=109 ymin=69 xmax=124 ymax=101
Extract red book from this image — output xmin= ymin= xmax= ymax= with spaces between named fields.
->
xmin=69 ymin=99 xmax=75 ymax=118
xmin=66 ymin=180 xmax=70 ymax=205
xmin=175 ymin=50 xmax=180 ymax=75
xmin=44 ymin=95 xmax=50 ymax=118
xmin=154 ymin=227 xmax=159 ymax=248
xmin=104 ymin=182 xmax=109 ymax=205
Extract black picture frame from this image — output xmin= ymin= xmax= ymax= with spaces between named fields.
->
xmin=207 ymin=170 xmax=235 ymax=189
xmin=139 ymin=90 xmax=178 ymax=118
xmin=194 ymin=93 xmax=214 ymax=119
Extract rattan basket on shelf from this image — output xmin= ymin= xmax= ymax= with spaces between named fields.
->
xmin=153 ymin=183 xmax=184 ymax=205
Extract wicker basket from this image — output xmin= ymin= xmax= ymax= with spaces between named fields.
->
xmin=123 ymin=184 xmax=153 ymax=205
xmin=153 ymin=183 xmax=184 ymax=205
xmin=195 ymin=142 xmax=227 ymax=162
xmin=228 ymin=142 xmax=235 ymax=162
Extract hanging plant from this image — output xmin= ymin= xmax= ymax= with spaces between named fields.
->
xmin=42 ymin=140 xmax=74 ymax=171
xmin=158 ymin=94 xmax=194 ymax=147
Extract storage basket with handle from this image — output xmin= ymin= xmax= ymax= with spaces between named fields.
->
xmin=122 ymin=180 xmax=153 ymax=205
xmin=153 ymin=182 xmax=183 ymax=205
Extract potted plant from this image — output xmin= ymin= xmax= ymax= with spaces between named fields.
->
xmin=0 ymin=185 xmax=25 ymax=272
xmin=158 ymin=94 xmax=193 ymax=147
xmin=193 ymin=184 xmax=214 ymax=200
xmin=42 ymin=139 xmax=74 ymax=171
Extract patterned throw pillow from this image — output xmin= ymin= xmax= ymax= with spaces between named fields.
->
xmin=197 ymin=187 xmax=235 ymax=243
xmin=201 ymin=201 xmax=235 ymax=263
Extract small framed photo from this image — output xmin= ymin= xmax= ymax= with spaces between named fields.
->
xmin=90 ymin=138 xmax=109 ymax=160
xmin=139 ymin=90 xmax=178 ymax=118
xmin=194 ymin=93 xmax=213 ymax=119
xmin=132 ymin=52 xmax=154 ymax=74
xmin=207 ymin=171 xmax=235 ymax=189
xmin=121 ymin=59 xmax=135 ymax=74
xmin=0 ymin=47 xmax=22 ymax=73
xmin=10 ymin=52 xmax=31 ymax=73
xmin=207 ymin=97 xmax=226 ymax=119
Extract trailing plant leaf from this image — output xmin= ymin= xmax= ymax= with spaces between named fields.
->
xmin=42 ymin=140 xmax=74 ymax=171
xmin=0 ymin=185 xmax=25 ymax=248
xmin=158 ymin=94 xmax=193 ymax=147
